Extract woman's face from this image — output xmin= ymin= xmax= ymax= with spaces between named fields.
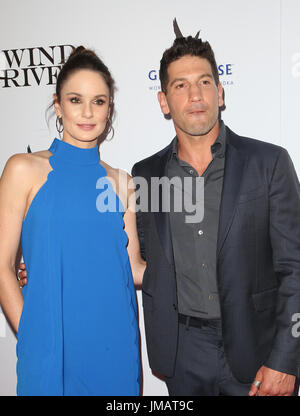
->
xmin=54 ymin=69 xmax=110 ymax=148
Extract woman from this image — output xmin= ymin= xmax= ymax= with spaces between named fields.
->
xmin=0 ymin=47 xmax=145 ymax=396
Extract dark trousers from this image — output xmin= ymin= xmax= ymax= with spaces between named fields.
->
xmin=166 ymin=316 xmax=252 ymax=396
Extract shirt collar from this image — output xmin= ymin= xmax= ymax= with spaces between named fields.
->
xmin=171 ymin=120 xmax=227 ymax=160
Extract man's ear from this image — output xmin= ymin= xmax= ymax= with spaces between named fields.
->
xmin=157 ymin=91 xmax=170 ymax=116
xmin=157 ymin=91 xmax=172 ymax=120
xmin=217 ymin=83 xmax=224 ymax=108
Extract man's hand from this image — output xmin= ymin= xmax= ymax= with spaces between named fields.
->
xmin=248 ymin=366 xmax=295 ymax=396
xmin=17 ymin=263 xmax=27 ymax=287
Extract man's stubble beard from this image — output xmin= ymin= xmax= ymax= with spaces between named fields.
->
xmin=174 ymin=112 xmax=219 ymax=138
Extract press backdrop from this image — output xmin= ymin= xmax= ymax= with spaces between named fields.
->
xmin=0 ymin=0 xmax=300 ymax=396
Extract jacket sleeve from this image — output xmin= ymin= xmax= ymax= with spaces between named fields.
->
xmin=131 ymin=164 xmax=146 ymax=261
xmin=264 ymin=148 xmax=300 ymax=377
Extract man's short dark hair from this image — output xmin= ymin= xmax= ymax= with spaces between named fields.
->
xmin=160 ymin=36 xmax=219 ymax=93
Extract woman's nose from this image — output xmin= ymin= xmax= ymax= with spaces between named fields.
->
xmin=82 ymin=103 xmax=93 ymax=118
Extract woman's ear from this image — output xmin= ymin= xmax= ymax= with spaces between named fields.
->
xmin=53 ymin=94 xmax=61 ymax=118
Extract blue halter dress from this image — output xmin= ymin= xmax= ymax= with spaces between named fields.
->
xmin=16 ymin=138 xmax=140 ymax=396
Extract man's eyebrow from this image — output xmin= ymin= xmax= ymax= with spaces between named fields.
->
xmin=169 ymin=78 xmax=186 ymax=88
xmin=169 ymin=73 xmax=214 ymax=88
xmin=199 ymin=73 xmax=214 ymax=79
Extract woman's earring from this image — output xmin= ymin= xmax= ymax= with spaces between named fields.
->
xmin=56 ymin=116 xmax=64 ymax=138
xmin=106 ymin=116 xmax=111 ymax=132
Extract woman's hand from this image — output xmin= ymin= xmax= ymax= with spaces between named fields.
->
xmin=18 ymin=263 xmax=27 ymax=288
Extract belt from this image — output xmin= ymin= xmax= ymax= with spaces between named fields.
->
xmin=178 ymin=313 xmax=222 ymax=330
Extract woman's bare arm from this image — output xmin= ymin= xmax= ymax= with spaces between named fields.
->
xmin=0 ymin=154 xmax=32 ymax=334
xmin=124 ymin=186 xmax=146 ymax=287
xmin=100 ymin=162 xmax=146 ymax=287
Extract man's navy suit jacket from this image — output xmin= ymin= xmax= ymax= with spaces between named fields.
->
xmin=131 ymin=126 xmax=300 ymax=383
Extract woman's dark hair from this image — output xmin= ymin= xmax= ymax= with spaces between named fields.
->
xmin=160 ymin=36 xmax=219 ymax=94
xmin=50 ymin=46 xmax=116 ymax=144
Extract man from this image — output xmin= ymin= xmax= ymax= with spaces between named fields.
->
xmin=131 ymin=31 xmax=300 ymax=396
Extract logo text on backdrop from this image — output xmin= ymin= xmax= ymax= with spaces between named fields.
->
xmin=0 ymin=45 xmax=74 ymax=88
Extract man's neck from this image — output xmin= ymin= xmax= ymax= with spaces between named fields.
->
xmin=176 ymin=121 xmax=220 ymax=175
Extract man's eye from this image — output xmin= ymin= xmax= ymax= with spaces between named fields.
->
xmin=175 ymin=83 xmax=185 ymax=89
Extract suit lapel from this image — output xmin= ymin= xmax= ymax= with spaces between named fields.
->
xmin=151 ymin=144 xmax=175 ymax=266
xmin=217 ymin=132 xmax=248 ymax=256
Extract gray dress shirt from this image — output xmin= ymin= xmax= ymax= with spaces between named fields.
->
xmin=168 ymin=121 xmax=226 ymax=319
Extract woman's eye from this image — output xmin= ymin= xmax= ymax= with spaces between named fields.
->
xmin=70 ymin=97 xmax=80 ymax=103
xmin=95 ymin=99 xmax=105 ymax=105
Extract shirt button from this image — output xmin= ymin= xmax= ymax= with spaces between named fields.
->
xmin=189 ymin=169 xmax=194 ymax=175
xmin=209 ymin=295 xmax=214 ymax=300
xmin=202 ymin=263 xmax=206 ymax=268
xmin=198 ymin=230 xmax=204 ymax=236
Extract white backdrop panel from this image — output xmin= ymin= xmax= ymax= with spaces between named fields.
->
xmin=0 ymin=0 xmax=298 ymax=396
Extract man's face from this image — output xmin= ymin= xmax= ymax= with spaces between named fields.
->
xmin=158 ymin=55 xmax=224 ymax=138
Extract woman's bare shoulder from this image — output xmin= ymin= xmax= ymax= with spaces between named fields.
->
xmin=6 ymin=149 xmax=51 ymax=165
xmin=2 ymin=150 xmax=52 ymax=182
xmin=100 ymin=160 xmax=131 ymax=184
xmin=30 ymin=149 xmax=53 ymax=159
xmin=100 ymin=161 xmax=132 ymax=210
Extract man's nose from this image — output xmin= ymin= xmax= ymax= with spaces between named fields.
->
xmin=189 ymin=83 xmax=203 ymax=101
